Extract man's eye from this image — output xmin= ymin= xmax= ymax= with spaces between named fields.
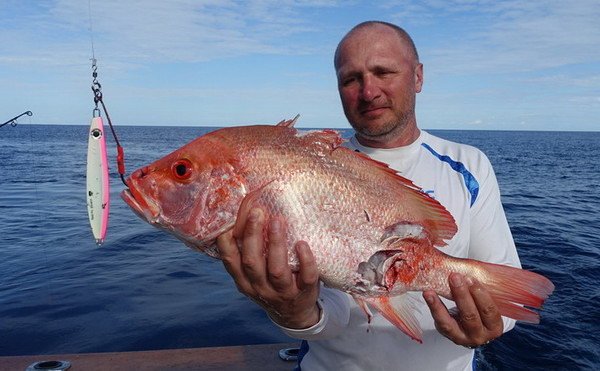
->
xmin=376 ymin=70 xmax=393 ymax=77
xmin=342 ymin=77 xmax=357 ymax=86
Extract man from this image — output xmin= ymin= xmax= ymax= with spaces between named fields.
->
xmin=217 ymin=21 xmax=521 ymax=370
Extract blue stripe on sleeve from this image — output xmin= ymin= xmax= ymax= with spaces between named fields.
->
xmin=421 ymin=143 xmax=479 ymax=207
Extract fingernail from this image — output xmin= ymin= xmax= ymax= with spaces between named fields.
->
xmin=270 ymin=218 xmax=281 ymax=233
xmin=465 ymin=276 xmax=474 ymax=286
xmin=424 ymin=292 xmax=434 ymax=305
xmin=249 ymin=208 xmax=262 ymax=222
xmin=450 ymin=273 xmax=464 ymax=287
xmin=295 ymin=241 xmax=309 ymax=255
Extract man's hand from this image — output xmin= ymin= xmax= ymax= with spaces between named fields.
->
xmin=423 ymin=273 xmax=504 ymax=348
xmin=216 ymin=208 xmax=321 ymax=329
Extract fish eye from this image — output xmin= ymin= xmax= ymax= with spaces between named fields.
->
xmin=172 ymin=159 xmax=193 ymax=180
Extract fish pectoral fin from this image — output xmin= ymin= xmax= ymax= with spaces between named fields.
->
xmin=363 ymin=295 xmax=423 ymax=343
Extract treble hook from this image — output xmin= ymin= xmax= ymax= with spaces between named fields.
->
xmin=1 ymin=111 xmax=33 ymax=129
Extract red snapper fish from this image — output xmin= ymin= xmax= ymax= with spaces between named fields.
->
xmin=121 ymin=120 xmax=554 ymax=342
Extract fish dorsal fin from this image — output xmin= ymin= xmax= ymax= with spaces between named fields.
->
xmin=275 ymin=114 xmax=300 ymax=128
xmin=346 ymin=150 xmax=457 ymax=246
xmin=351 ymin=150 xmax=423 ymax=191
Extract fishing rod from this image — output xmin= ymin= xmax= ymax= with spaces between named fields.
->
xmin=1 ymin=111 xmax=33 ymax=129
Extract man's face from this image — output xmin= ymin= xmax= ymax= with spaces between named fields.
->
xmin=335 ymin=25 xmax=423 ymax=146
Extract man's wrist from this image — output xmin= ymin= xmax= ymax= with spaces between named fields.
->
xmin=273 ymin=301 xmax=322 ymax=329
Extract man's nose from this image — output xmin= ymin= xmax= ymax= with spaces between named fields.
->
xmin=360 ymin=75 xmax=381 ymax=102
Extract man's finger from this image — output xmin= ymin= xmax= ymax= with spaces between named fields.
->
xmin=266 ymin=217 xmax=293 ymax=291
xmin=449 ymin=273 xmax=483 ymax=336
xmin=469 ymin=281 xmax=503 ymax=334
xmin=295 ymin=241 xmax=319 ymax=291
xmin=423 ymin=290 xmax=465 ymax=343
xmin=216 ymin=231 xmax=253 ymax=294
xmin=239 ymin=208 xmax=269 ymax=288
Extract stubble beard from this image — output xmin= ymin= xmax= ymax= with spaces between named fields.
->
xmin=352 ymin=107 xmax=415 ymax=144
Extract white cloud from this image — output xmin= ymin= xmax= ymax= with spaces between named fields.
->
xmin=385 ymin=0 xmax=600 ymax=74
xmin=0 ymin=0 xmax=341 ymax=69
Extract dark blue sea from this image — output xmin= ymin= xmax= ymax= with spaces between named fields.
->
xmin=1 ymin=125 xmax=598 ymax=370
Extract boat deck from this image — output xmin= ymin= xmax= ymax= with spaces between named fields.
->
xmin=0 ymin=342 xmax=299 ymax=371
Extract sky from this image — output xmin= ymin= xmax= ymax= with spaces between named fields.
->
xmin=1 ymin=0 xmax=599 ymax=131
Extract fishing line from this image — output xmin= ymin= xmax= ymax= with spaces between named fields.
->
xmin=90 ymin=60 xmax=128 ymax=186
xmin=23 ymin=113 xmax=58 ymax=307
xmin=88 ymin=0 xmax=128 ymax=187
xmin=88 ymin=0 xmax=96 ymax=63
xmin=0 ymin=111 xmax=57 ymax=309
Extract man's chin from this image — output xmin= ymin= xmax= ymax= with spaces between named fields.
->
xmin=352 ymin=120 xmax=398 ymax=138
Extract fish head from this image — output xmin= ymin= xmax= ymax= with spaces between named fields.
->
xmin=121 ymin=135 xmax=247 ymax=252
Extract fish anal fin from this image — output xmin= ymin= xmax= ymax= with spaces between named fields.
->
xmin=354 ymin=297 xmax=374 ymax=324
xmin=364 ymin=295 xmax=423 ymax=343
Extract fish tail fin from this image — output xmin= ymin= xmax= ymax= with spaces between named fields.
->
xmin=363 ymin=295 xmax=423 ymax=343
xmin=465 ymin=261 xmax=555 ymax=323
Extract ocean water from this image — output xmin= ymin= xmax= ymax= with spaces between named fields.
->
xmin=0 ymin=125 xmax=598 ymax=370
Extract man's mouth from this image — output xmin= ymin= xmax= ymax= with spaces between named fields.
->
xmin=360 ymin=106 xmax=388 ymax=117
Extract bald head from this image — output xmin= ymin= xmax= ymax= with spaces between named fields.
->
xmin=334 ymin=21 xmax=419 ymax=70
xmin=333 ymin=20 xmax=424 ymax=148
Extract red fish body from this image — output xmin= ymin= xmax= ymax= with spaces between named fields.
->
xmin=122 ymin=123 xmax=554 ymax=342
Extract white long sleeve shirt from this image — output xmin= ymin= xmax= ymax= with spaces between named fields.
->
xmin=275 ymin=130 xmax=521 ymax=371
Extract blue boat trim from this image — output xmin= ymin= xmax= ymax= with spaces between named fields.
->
xmin=421 ymin=143 xmax=479 ymax=207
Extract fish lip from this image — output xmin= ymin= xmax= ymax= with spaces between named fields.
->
xmin=120 ymin=188 xmax=160 ymax=223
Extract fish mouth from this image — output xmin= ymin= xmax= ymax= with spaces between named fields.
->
xmin=121 ymin=187 xmax=161 ymax=224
